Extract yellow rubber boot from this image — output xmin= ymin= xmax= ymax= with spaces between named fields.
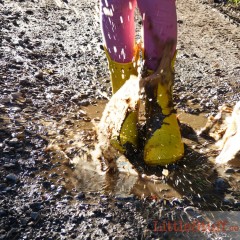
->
xmin=143 ymin=50 xmax=184 ymax=165
xmin=104 ymin=46 xmax=140 ymax=152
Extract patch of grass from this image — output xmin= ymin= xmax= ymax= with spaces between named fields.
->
xmin=228 ymin=0 xmax=240 ymax=4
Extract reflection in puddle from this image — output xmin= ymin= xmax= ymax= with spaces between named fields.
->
xmin=41 ymin=100 xmax=240 ymax=203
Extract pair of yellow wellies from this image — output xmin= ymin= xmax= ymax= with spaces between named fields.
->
xmin=104 ymin=44 xmax=184 ymax=166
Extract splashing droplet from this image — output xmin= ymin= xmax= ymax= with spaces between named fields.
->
xmin=120 ymin=16 xmax=123 ymax=24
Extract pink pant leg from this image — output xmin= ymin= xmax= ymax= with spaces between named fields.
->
xmin=100 ymin=0 xmax=137 ymax=63
xmin=137 ymin=0 xmax=177 ymax=71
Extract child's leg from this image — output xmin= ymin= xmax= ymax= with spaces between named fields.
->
xmin=137 ymin=0 xmax=183 ymax=165
xmin=137 ymin=0 xmax=177 ymax=70
xmin=100 ymin=0 xmax=139 ymax=152
xmin=100 ymin=0 xmax=137 ymax=63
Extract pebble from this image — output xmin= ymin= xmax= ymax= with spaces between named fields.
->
xmin=234 ymin=202 xmax=240 ymax=208
xmin=35 ymin=71 xmax=44 ymax=79
xmin=76 ymin=192 xmax=85 ymax=200
xmin=0 ymin=209 xmax=7 ymax=217
xmin=63 ymin=195 xmax=73 ymax=200
xmin=49 ymin=172 xmax=58 ymax=178
xmin=56 ymin=186 xmax=65 ymax=195
xmin=3 ymin=163 xmax=17 ymax=169
xmin=115 ymin=202 xmax=123 ymax=209
xmin=42 ymin=181 xmax=51 ymax=189
xmin=79 ymin=99 xmax=90 ymax=106
xmin=8 ymin=138 xmax=20 ymax=146
xmin=25 ymin=9 xmax=34 ymax=15
xmin=6 ymin=173 xmax=19 ymax=183
xmin=223 ymin=198 xmax=234 ymax=206
xmin=50 ymin=184 xmax=56 ymax=191
xmin=115 ymin=194 xmax=135 ymax=201
xmin=105 ymin=214 xmax=112 ymax=220
xmin=214 ymin=178 xmax=231 ymax=192
xmin=225 ymin=168 xmax=235 ymax=174
xmin=19 ymin=79 xmax=31 ymax=87
xmin=30 ymin=202 xmax=42 ymax=211
xmin=5 ymin=187 xmax=14 ymax=193
xmin=30 ymin=212 xmax=40 ymax=221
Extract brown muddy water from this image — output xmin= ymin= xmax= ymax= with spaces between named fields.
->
xmin=40 ymin=100 xmax=240 ymax=204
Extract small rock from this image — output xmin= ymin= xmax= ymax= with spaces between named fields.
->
xmin=49 ymin=172 xmax=58 ymax=178
xmin=105 ymin=214 xmax=112 ymax=220
xmin=42 ymin=181 xmax=51 ymax=189
xmin=76 ymin=192 xmax=85 ymax=200
xmin=162 ymin=169 xmax=169 ymax=176
xmin=214 ymin=178 xmax=231 ymax=192
xmin=20 ymin=79 xmax=31 ymax=87
xmin=30 ymin=202 xmax=42 ymax=211
xmin=50 ymin=89 xmax=62 ymax=94
xmin=35 ymin=71 xmax=44 ymax=79
xmin=115 ymin=202 xmax=123 ymax=209
xmin=92 ymin=209 xmax=104 ymax=217
xmin=79 ymin=99 xmax=90 ymax=106
xmin=115 ymin=194 xmax=135 ymax=201
xmin=3 ymin=163 xmax=16 ymax=169
xmin=63 ymin=195 xmax=73 ymax=200
xmin=225 ymin=168 xmax=235 ymax=174
xmin=223 ymin=198 xmax=234 ymax=206
xmin=134 ymin=200 xmax=141 ymax=210
xmin=234 ymin=202 xmax=240 ymax=208
xmin=83 ymin=117 xmax=91 ymax=122
xmin=72 ymin=214 xmax=84 ymax=224
xmin=56 ymin=186 xmax=65 ymax=195
xmin=6 ymin=173 xmax=19 ymax=183
xmin=25 ymin=9 xmax=34 ymax=15
xmin=30 ymin=212 xmax=40 ymax=221
xmin=8 ymin=138 xmax=20 ymax=146
xmin=0 ymin=209 xmax=7 ymax=217
xmin=5 ymin=187 xmax=14 ymax=193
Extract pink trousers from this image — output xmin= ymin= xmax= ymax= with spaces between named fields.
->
xmin=100 ymin=0 xmax=177 ymax=71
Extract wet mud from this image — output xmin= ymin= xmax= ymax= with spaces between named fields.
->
xmin=0 ymin=0 xmax=240 ymax=239
xmin=42 ymin=100 xmax=240 ymax=204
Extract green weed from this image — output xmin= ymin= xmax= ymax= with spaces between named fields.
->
xmin=228 ymin=0 xmax=240 ymax=4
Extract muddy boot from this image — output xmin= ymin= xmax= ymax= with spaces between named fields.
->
xmin=141 ymin=46 xmax=184 ymax=165
xmin=104 ymin=45 xmax=140 ymax=152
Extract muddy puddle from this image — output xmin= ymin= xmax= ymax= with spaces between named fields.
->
xmin=40 ymin=100 xmax=240 ymax=206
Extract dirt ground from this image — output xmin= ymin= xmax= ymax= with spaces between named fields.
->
xmin=0 ymin=0 xmax=240 ymax=239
